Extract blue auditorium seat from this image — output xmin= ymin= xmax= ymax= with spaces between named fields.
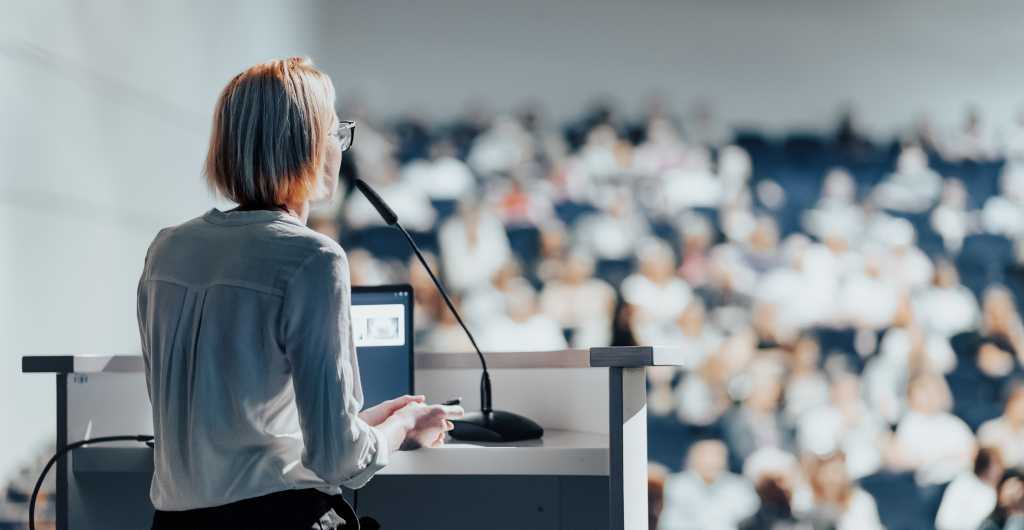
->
xmin=860 ymin=471 xmax=935 ymax=530
xmin=554 ymin=201 xmax=598 ymax=226
xmin=956 ymin=234 xmax=1013 ymax=299
xmin=344 ymin=225 xmax=438 ymax=262
xmin=430 ymin=199 xmax=458 ymax=223
xmin=812 ymin=327 xmax=865 ymax=373
xmin=596 ymin=258 xmax=635 ymax=288
xmin=506 ymin=225 xmax=541 ymax=271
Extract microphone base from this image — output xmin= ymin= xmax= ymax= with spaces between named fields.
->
xmin=449 ymin=410 xmax=544 ymax=443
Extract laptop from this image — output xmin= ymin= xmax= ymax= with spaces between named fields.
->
xmin=351 ymin=284 xmax=414 ymax=408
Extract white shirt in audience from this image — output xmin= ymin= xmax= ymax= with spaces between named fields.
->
xmin=403 ymin=157 xmax=476 ymax=200
xmin=895 ymin=411 xmax=975 ymax=486
xmin=798 ymin=405 xmax=886 ymax=480
xmin=839 ymin=274 xmax=900 ymax=330
xmin=621 ymin=274 xmax=692 ymax=323
xmin=438 ymin=212 xmax=511 ymax=292
xmin=914 ymin=285 xmax=981 ymax=338
xmin=982 ymin=196 xmax=1024 ymax=237
xmin=576 ymin=211 xmax=649 ymax=261
xmin=935 ymin=472 xmax=997 ymax=530
xmin=479 ymin=314 xmax=568 ymax=352
xmin=661 ymin=167 xmax=722 ymax=211
xmin=658 ymin=471 xmax=759 ymax=530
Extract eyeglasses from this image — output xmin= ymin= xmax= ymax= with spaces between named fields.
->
xmin=332 ymin=120 xmax=356 ymax=152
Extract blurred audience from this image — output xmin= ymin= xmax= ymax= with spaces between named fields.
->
xmin=308 ymin=100 xmax=1024 ymax=530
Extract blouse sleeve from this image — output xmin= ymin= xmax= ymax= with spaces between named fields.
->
xmin=281 ymin=248 xmax=389 ymax=489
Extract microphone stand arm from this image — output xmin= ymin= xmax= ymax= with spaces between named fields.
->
xmin=395 ymin=224 xmax=493 ymax=414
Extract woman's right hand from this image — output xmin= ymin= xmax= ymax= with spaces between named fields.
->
xmin=392 ymin=402 xmax=465 ymax=450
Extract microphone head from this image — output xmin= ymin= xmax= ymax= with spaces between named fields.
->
xmin=353 ymin=178 xmax=399 ymax=226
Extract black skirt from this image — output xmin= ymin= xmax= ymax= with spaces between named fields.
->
xmin=151 ymin=489 xmax=357 ymax=530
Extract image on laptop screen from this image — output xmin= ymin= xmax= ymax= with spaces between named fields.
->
xmin=351 ymin=284 xmax=414 ymax=409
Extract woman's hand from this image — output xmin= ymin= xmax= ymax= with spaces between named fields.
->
xmin=360 ymin=395 xmax=425 ymax=427
xmin=392 ymin=402 xmax=465 ymax=450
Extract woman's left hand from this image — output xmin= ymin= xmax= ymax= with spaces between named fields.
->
xmin=360 ymin=395 xmax=426 ymax=427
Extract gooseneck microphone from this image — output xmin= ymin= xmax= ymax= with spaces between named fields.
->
xmin=352 ymin=179 xmax=543 ymax=442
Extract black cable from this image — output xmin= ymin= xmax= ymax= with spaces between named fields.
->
xmin=29 ymin=434 xmax=154 ymax=530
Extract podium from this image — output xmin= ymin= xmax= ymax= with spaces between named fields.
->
xmin=22 ymin=346 xmax=682 ymax=530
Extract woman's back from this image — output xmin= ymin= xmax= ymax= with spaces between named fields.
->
xmin=138 ymin=208 xmax=383 ymax=511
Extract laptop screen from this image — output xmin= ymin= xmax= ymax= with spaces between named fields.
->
xmin=351 ymin=284 xmax=414 ymax=409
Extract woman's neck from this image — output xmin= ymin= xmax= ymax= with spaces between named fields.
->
xmin=233 ymin=200 xmax=309 ymax=225
xmin=284 ymin=200 xmax=310 ymax=225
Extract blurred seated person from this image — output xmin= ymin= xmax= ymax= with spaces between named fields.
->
xmin=880 ymin=218 xmax=934 ymax=292
xmin=534 ymin=220 xmax=569 ymax=283
xmin=802 ymin=168 xmax=863 ymax=244
xmin=631 ymin=117 xmax=687 ymax=178
xmin=980 ymin=470 xmax=1024 ymax=530
xmin=878 ymin=294 xmax=957 ymax=375
xmin=742 ymin=217 xmax=783 ymax=275
xmin=936 ymin=447 xmax=1004 ymax=530
xmin=343 ymin=156 xmax=436 ymax=230
xmin=638 ymin=298 xmax=723 ymax=370
xmin=438 ymin=199 xmax=511 ymax=293
xmin=982 ymin=164 xmax=1024 ymax=238
xmin=539 ymin=250 xmax=616 ymax=348
xmin=803 ymin=453 xmax=883 ymax=530
xmin=675 ymin=353 xmax=733 ymax=427
xmin=478 ymin=282 xmax=567 ymax=352
xmin=419 ymin=293 xmax=475 ymax=354
xmin=401 ymin=140 xmax=476 ymax=201
xmin=661 ymin=147 xmax=722 ymax=212
xmin=982 ymin=193 xmax=1024 ymax=239
xmin=492 ymin=175 xmax=555 ymax=227
xmin=677 ymin=213 xmax=716 ymax=288
xmin=659 ymin=440 xmax=760 ymax=530
xmin=945 ymin=107 xmax=997 ymax=162
xmin=622 ymin=239 xmax=692 ymax=332
xmin=979 ymin=386 xmax=1024 ymax=470
xmin=888 ymin=374 xmax=976 ymax=489
xmin=466 ymin=115 xmax=533 ymax=177
xmin=781 ymin=336 xmax=830 ymax=425
xmin=575 ymin=188 xmax=650 ymax=261
xmin=838 ymin=253 xmax=900 ymax=331
xmin=723 ymin=374 xmax=792 ymax=467
xmin=871 ymin=143 xmax=942 ymax=213
xmin=717 ymin=145 xmax=754 ymax=205
xmin=913 ymin=260 xmax=981 ymax=339
xmin=1006 ymin=108 xmax=1024 ymax=163
xmin=572 ymin=123 xmax=633 ymax=182
xmin=930 ymin=179 xmax=973 ymax=254
xmin=798 ymin=374 xmax=887 ymax=480
xmin=462 ymin=260 xmax=526 ymax=330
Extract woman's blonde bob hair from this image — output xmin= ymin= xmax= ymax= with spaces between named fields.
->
xmin=204 ymin=57 xmax=335 ymax=207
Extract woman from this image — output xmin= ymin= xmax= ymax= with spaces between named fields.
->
xmin=137 ymin=57 xmax=462 ymax=529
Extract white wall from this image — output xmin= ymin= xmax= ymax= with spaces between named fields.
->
xmin=0 ymin=0 xmax=330 ymax=483
xmin=322 ymin=0 xmax=1024 ymax=135
xmin=2 ymin=0 xmax=1023 ymax=483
